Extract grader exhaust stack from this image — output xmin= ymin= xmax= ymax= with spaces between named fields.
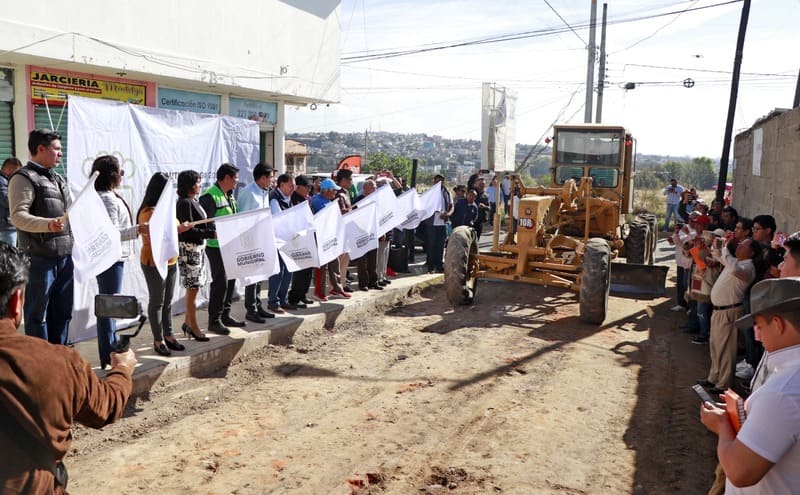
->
xmin=445 ymin=124 xmax=667 ymax=324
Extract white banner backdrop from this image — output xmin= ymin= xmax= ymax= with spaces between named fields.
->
xmin=68 ymin=172 xmax=122 ymax=285
xmin=313 ymin=201 xmax=345 ymax=266
xmin=272 ymin=203 xmax=319 ymax=272
xmin=419 ymin=182 xmax=444 ymax=220
xmin=215 ymin=208 xmax=280 ymax=286
xmin=67 ymin=95 xmax=260 ymax=343
xmin=342 ymin=202 xmax=378 ymax=260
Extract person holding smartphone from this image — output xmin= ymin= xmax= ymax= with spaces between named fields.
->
xmin=662 ymin=177 xmax=685 ymax=231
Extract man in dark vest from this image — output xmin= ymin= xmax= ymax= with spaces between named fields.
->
xmin=266 ymin=173 xmax=295 ymax=313
xmin=199 ymin=163 xmax=245 ymax=335
xmin=287 ymin=175 xmax=315 ymax=308
xmin=7 ymin=129 xmax=73 ymax=344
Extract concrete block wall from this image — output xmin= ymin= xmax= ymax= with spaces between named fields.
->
xmin=732 ymin=107 xmax=800 ymax=233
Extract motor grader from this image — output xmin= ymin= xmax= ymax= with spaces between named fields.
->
xmin=444 ymin=124 xmax=667 ymax=324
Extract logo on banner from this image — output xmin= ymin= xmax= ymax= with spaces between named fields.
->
xmin=236 ymin=250 xmax=266 ymax=267
xmin=86 ymin=231 xmax=112 ymax=259
xmin=289 ymin=248 xmax=314 ymax=261
xmin=379 ymin=211 xmax=394 ymax=227
xmin=241 ymin=230 xmax=255 ymax=249
xmin=322 ymin=238 xmax=338 ymax=251
xmin=356 ymin=233 xmax=375 ymax=249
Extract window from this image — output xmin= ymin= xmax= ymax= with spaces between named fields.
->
xmin=555 ymin=166 xmax=584 ymax=185
xmin=589 ymin=167 xmax=618 ymax=188
xmin=555 ymin=129 xmax=622 ymax=167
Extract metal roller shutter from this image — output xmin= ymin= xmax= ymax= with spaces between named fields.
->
xmin=0 ymin=102 xmax=13 ymax=159
xmin=33 ymin=104 xmax=68 ymax=176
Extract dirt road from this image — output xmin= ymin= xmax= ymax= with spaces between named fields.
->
xmin=68 ymin=271 xmax=718 ymax=494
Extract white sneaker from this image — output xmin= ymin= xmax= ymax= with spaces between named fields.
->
xmin=736 ymin=359 xmax=749 ymax=371
xmin=670 ymin=305 xmax=684 ymax=312
xmin=736 ymin=364 xmax=754 ymax=380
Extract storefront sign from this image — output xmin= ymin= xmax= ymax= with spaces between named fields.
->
xmin=158 ymin=88 xmax=221 ymax=114
xmin=30 ymin=69 xmax=146 ymax=105
xmin=229 ymin=97 xmax=276 ymax=123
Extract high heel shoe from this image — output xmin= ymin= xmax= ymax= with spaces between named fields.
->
xmin=154 ymin=343 xmax=171 ymax=356
xmin=182 ymin=322 xmax=210 ymax=342
xmin=164 ymin=337 xmax=185 ymax=351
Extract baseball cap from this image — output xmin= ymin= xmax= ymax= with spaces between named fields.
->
xmin=735 ymin=277 xmax=800 ymax=329
xmin=320 ymin=178 xmax=340 ymax=191
xmin=712 ymin=228 xmax=727 ymax=237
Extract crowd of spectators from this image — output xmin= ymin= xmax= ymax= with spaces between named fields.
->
xmin=662 ymin=179 xmax=800 ymax=492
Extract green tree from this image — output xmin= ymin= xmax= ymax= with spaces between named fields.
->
xmin=364 ymin=152 xmax=413 ymax=182
xmin=684 ymin=157 xmax=716 ymax=189
xmin=662 ymin=161 xmax=686 ymax=183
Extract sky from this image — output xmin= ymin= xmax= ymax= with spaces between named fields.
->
xmin=285 ymin=0 xmax=800 ymax=158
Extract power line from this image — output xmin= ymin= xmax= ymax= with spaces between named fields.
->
xmin=341 ymin=0 xmax=743 ymax=64
xmin=611 ymin=0 xmax=699 ymax=54
xmin=543 ymin=0 xmax=587 ymax=47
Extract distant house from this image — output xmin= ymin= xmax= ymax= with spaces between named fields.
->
xmin=285 ymin=139 xmax=310 ymax=176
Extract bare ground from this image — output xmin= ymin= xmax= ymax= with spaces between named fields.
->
xmin=66 ymin=271 xmax=718 ymax=494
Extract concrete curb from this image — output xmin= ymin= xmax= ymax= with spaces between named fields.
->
xmin=73 ymin=269 xmax=444 ymax=397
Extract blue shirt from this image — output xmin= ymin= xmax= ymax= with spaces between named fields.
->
xmin=310 ymin=193 xmax=331 ymax=214
xmin=451 ymin=198 xmax=478 ymax=228
xmin=236 ymin=182 xmax=269 ymax=212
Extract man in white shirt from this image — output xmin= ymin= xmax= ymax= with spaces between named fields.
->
xmin=662 ymin=178 xmax=685 ymax=231
xmin=698 ymin=237 xmax=760 ymax=393
xmin=700 ymin=276 xmax=800 ymax=493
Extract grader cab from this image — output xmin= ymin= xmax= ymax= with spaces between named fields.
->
xmin=444 ymin=124 xmax=667 ymax=324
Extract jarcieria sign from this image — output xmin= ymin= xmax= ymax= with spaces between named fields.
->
xmin=30 ymin=69 xmax=146 ymax=105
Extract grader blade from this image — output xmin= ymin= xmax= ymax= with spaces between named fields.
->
xmin=609 ymin=263 xmax=668 ymax=297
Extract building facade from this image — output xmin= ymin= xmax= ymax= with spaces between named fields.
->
xmin=0 ymin=0 xmax=340 ymax=174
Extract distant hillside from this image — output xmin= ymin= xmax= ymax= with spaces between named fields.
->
xmin=288 ymin=131 xmax=710 ymax=185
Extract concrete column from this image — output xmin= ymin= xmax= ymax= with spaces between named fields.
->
xmin=274 ymin=101 xmax=285 ymax=173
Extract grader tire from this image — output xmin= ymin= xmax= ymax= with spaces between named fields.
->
xmin=639 ymin=213 xmax=658 ymax=265
xmin=579 ymin=238 xmax=611 ymax=324
xmin=444 ymin=226 xmax=478 ymax=305
xmin=626 ymin=221 xmax=649 ymax=264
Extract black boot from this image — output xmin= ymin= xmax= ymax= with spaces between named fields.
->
xmin=208 ymin=319 xmax=231 ymax=335
xmin=221 ymin=311 xmax=246 ymax=327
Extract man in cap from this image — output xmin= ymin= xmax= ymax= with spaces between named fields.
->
xmin=287 ymin=175 xmax=316 ymax=308
xmin=700 ymin=276 xmax=800 ymax=492
xmin=310 ymin=178 xmax=349 ymax=301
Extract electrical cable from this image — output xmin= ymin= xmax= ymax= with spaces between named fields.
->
xmin=543 ymin=0 xmax=588 ymax=47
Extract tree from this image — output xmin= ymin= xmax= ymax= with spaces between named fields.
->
xmin=365 ymin=152 xmax=413 ymax=182
xmin=684 ymin=157 xmax=716 ymax=189
xmin=662 ymin=161 xmax=686 ymax=183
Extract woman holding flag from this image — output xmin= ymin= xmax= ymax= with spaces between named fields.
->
xmin=137 ymin=173 xmax=187 ymax=357
xmin=92 ymin=155 xmax=140 ymax=369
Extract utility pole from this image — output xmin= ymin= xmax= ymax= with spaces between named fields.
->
xmin=595 ymin=3 xmax=608 ymax=123
xmin=715 ymin=0 xmax=751 ymax=202
xmin=364 ymin=128 xmax=368 ymax=170
xmin=584 ymin=0 xmax=598 ymax=123
xmin=794 ymin=67 xmax=800 ymax=108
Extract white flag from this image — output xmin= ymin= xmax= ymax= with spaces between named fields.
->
xmin=272 ymin=202 xmax=319 ymax=272
xmin=357 ymin=184 xmax=403 ymax=237
xmin=397 ymin=188 xmax=424 ymax=230
xmin=148 ymin=178 xmax=179 ymax=279
xmin=342 ymin=202 xmax=378 ymax=260
xmin=313 ymin=201 xmax=345 ymax=266
xmin=418 ymin=181 xmax=444 ymax=221
xmin=215 ymin=208 xmax=280 ymax=285
xmin=68 ymin=172 xmax=122 ymax=284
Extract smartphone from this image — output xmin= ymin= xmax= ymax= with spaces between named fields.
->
xmin=776 ymin=233 xmax=787 ymax=246
xmin=94 ymin=294 xmax=141 ymax=319
xmin=692 ymin=384 xmax=715 ymax=404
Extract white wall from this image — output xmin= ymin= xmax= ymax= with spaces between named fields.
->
xmin=0 ymin=0 xmax=341 ymax=104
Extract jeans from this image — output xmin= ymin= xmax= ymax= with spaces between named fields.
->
xmin=141 ymin=263 xmax=177 ymax=341
xmin=426 ymin=224 xmax=447 ymax=271
xmin=377 ymin=239 xmax=390 ymax=281
xmin=206 ymin=246 xmax=235 ymax=321
xmin=664 ymin=203 xmax=679 ymax=231
xmin=697 ymin=301 xmax=712 ymax=340
xmin=268 ymin=257 xmax=292 ymax=306
xmin=0 ymin=230 xmax=16 ymax=246
xmin=96 ymin=261 xmax=124 ymax=364
xmin=676 ymin=266 xmax=688 ymax=308
xmin=24 ymin=254 xmax=74 ymax=344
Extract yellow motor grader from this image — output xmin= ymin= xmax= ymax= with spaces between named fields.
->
xmin=444 ymin=124 xmax=667 ymax=324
